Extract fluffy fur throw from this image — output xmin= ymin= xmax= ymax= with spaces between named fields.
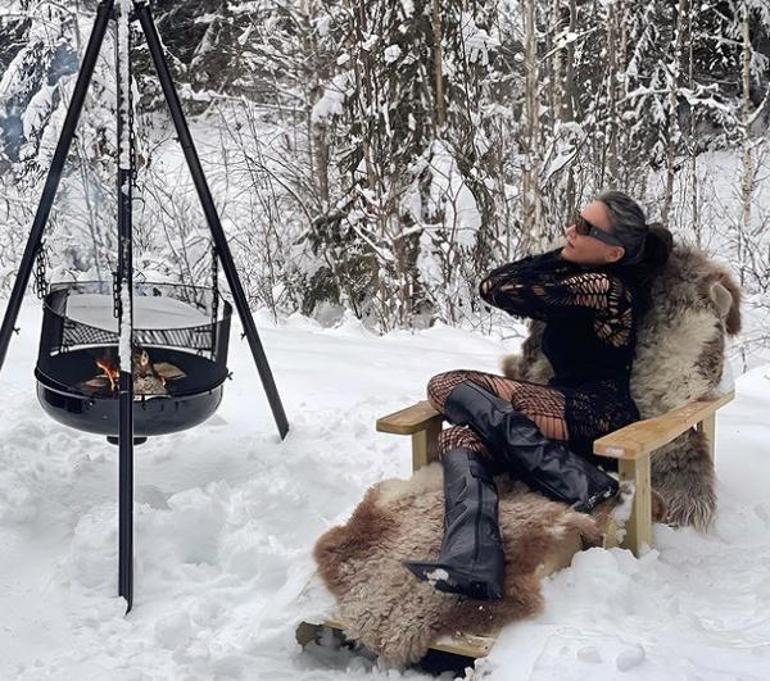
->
xmin=315 ymin=467 xmax=608 ymax=666
xmin=313 ymin=245 xmax=741 ymax=665
xmin=502 ymin=245 xmax=741 ymax=529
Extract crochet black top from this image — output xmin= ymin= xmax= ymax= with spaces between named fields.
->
xmin=479 ymin=247 xmax=642 ymax=459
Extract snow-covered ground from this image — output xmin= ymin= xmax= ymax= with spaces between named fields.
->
xmin=0 ymin=298 xmax=769 ymax=680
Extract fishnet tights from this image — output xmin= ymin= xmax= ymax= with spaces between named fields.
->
xmin=437 ymin=425 xmax=504 ymax=471
xmin=429 ymin=369 xmax=570 ymax=461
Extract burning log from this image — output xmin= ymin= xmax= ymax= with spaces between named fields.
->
xmin=80 ymin=347 xmax=186 ymax=397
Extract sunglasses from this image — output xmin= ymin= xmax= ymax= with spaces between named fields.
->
xmin=572 ymin=212 xmax=625 ymax=248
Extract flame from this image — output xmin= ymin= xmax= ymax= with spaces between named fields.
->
xmin=95 ymin=358 xmax=119 ymax=392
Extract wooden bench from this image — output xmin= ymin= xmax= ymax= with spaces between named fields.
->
xmin=379 ymin=390 xmax=734 ymax=556
xmin=297 ymin=389 xmax=734 ymax=660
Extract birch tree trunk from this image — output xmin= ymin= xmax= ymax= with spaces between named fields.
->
xmin=604 ymin=0 xmax=620 ymax=187
xmin=738 ymin=0 xmax=753 ymax=288
xmin=549 ymin=0 xmax=562 ymax=122
xmin=301 ymin=0 xmax=330 ymax=206
xmin=564 ymin=0 xmax=577 ymax=212
xmin=662 ymin=0 xmax=688 ymax=225
xmin=521 ymin=0 xmax=545 ymax=252
xmin=617 ymin=0 xmax=632 ymax=190
xmin=686 ymin=0 xmax=701 ymax=247
xmin=432 ymin=0 xmax=446 ymax=131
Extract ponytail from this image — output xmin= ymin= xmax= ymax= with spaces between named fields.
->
xmin=641 ymin=222 xmax=674 ymax=271
xmin=595 ymin=190 xmax=675 ymax=317
xmin=610 ymin=222 xmax=674 ymax=318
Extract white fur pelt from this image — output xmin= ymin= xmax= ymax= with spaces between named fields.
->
xmin=501 ymin=245 xmax=742 ymax=529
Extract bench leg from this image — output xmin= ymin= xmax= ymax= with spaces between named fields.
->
xmin=697 ymin=413 xmax=716 ymax=461
xmin=618 ymin=453 xmax=652 ymax=556
xmin=411 ymin=417 xmax=442 ymax=471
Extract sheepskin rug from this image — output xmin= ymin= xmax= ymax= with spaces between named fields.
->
xmin=314 ymin=465 xmax=609 ymax=666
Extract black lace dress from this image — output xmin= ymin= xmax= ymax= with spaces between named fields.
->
xmin=478 ymin=247 xmax=642 ymax=465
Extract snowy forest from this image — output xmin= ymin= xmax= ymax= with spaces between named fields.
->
xmin=1 ymin=0 xmax=769 ymax=347
xmin=3 ymin=3 xmax=770 ymax=679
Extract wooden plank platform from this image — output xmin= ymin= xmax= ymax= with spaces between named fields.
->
xmin=297 ymin=617 xmax=500 ymax=659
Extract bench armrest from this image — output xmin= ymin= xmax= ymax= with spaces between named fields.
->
xmin=593 ymin=390 xmax=734 ymax=460
xmin=376 ymin=400 xmax=442 ymax=435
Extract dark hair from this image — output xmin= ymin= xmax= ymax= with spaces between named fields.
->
xmin=595 ymin=189 xmax=674 ymax=315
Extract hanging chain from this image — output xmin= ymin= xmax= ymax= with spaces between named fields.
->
xmin=113 ymin=270 xmax=122 ymax=319
xmin=211 ymin=245 xmax=219 ymax=324
xmin=128 ymin=19 xmax=138 ymax=189
xmin=34 ymin=240 xmax=49 ymax=299
xmin=113 ymin=9 xmax=136 ymax=319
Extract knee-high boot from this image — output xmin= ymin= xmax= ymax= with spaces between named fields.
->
xmin=403 ymin=447 xmax=505 ymax=600
xmin=444 ymin=380 xmax=618 ymax=513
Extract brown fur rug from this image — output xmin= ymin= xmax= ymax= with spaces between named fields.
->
xmin=315 ymin=464 xmax=611 ymax=666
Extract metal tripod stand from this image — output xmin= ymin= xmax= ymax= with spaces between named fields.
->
xmin=0 ymin=0 xmax=289 ymax=612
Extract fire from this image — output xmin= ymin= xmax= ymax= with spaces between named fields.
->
xmin=81 ymin=348 xmax=185 ymax=397
xmin=95 ymin=357 xmax=119 ymax=392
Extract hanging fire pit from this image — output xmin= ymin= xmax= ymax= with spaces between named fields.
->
xmin=35 ymin=281 xmax=232 ymax=440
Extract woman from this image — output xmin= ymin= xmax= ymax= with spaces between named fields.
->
xmin=404 ymin=190 xmax=674 ymax=601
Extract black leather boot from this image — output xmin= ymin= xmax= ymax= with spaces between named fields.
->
xmin=444 ymin=380 xmax=618 ymax=513
xmin=403 ymin=447 xmax=505 ymax=600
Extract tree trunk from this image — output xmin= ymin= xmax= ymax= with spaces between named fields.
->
xmin=686 ymin=0 xmax=700 ymax=247
xmin=662 ymin=0 xmax=688 ymax=225
xmin=301 ymin=0 xmax=330 ymax=206
xmin=605 ymin=0 xmax=619 ymax=186
xmin=431 ymin=0 xmax=446 ymax=130
xmin=739 ymin=1 xmax=753 ymax=287
xmin=564 ymin=0 xmax=577 ymax=213
xmin=521 ymin=0 xmax=544 ymax=252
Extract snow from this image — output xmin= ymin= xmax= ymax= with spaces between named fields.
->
xmin=311 ymin=73 xmax=350 ymax=124
xmin=118 ymin=284 xmax=132 ymax=372
xmin=425 ymin=138 xmax=482 ymax=246
xmin=22 ymin=83 xmax=57 ymax=140
xmin=0 ymin=300 xmax=768 ymax=679
xmin=459 ymin=11 xmax=499 ymax=66
xmin=384 ymin=44 xmax=402 ymax=64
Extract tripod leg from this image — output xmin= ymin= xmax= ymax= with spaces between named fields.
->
xmin=116 ymin=0 xmax=135 ymax=614
xmin=0 ymin=0 xmax=115 ymax=373
xmin=134 ymin=1 xmax=289 ymax=440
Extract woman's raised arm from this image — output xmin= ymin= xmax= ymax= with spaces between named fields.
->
xmin=479 ymin=248 xmax=632 ymax=333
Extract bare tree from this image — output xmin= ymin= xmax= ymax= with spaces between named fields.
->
xmin=520 ymin=0 xmax=546 ymax=252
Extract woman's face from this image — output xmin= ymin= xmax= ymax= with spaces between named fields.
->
xmin=561 ymin=200 xmax=625 ymax=266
